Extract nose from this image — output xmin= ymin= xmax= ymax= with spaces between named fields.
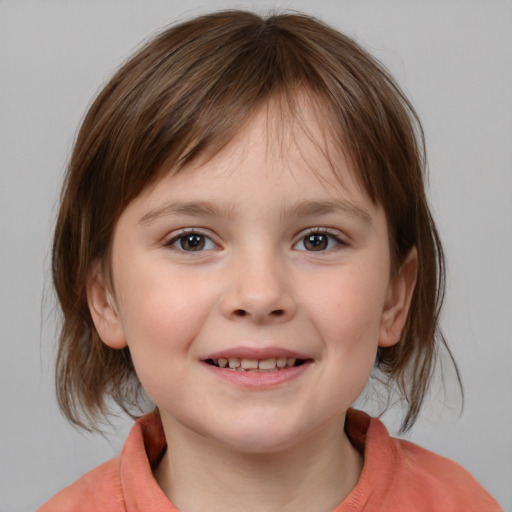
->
xmin=221 ymin=250 xmax=297 ymax=324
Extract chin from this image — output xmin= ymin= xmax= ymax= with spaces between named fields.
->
xmin=207 ymin=418 xmax=315 ymax=455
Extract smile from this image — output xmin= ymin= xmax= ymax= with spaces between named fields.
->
xmin=204 ymin=357 xmax=306 ymax=371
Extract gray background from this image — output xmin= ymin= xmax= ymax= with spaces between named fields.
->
xmin=1 ymin=1 xmax=511 ymax=511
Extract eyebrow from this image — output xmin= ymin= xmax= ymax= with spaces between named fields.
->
xmin=281 ymin=200 xmax=372 ymax=225
xmin=139 ymin=199 xmax=372 ymax=225
xmin=138 ymin=201 xmax=236 ymax=225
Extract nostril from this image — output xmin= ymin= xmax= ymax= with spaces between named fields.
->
xmin=230 ymin=308 xmax=287 ymax=319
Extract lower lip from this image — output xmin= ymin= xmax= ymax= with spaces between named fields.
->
xmin=201 ymin=361 xmax=312 ymax=389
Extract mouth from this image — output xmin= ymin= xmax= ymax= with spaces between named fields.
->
xmin=203 ymin=357 xmax=309 ymax=372
xmin=201 ymin=348 xmax=313 ymax=388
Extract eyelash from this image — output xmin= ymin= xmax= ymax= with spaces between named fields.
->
xmin=165 ymin=228 xmax=346 ymax=253
xmin=293 ymin=228 xmax=347 ymax=252
xmin=165 ymin=229 xmax=217 ymax=252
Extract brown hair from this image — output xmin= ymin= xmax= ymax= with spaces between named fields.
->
xmin=52 ymin=10 xmax=459 ymax=433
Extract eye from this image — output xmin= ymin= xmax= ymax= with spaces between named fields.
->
xmin=294 ymin=230 xmax=345 ymax=252
xmin=168 ymin=232 xmax=217 ymax=252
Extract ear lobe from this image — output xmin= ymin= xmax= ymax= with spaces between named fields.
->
xmin=379 ymin=247 xmax=418 ymax=348
xmin=87 ymin=264 xmax=127 ymax=349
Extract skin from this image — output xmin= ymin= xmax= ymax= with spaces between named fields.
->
xmin=88 ymin=101 xmax=417 ymax=512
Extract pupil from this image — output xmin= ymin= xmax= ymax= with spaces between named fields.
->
xmin=305 ymin=234 xmax=327 ymax=251
xmin=181 ymin=234 xmax=204 ymax=251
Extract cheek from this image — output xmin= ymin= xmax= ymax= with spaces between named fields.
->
xmin=114 ymin=271 xmax=204 ymax=404
xmin=114 ymin=264 xmax=221 ymax=366
xmin=306 ymin=265 xmax=389 ymax=346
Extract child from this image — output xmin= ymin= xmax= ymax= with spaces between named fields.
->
xmin=39 ymin=10 xmax=502 ymax=512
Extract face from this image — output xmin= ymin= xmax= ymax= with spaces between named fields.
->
xmin=89 ymin=103 xmax=415 ymax=454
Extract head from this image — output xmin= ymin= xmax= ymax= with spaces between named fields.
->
xmin=53 ymin=10 xmax=451 ymax=434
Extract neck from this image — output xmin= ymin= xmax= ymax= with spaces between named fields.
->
xmin=154 ymin=413 xmax=363 ymax=512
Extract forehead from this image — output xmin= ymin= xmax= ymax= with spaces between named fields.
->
xmin=129 ymin=100 xmax=377 ymax=225
xmin=148 ymin=95 xmax=369 ymax=204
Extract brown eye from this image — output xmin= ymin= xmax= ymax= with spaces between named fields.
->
xmin=169 ymin=232 xmax=216 ymax=252
xmin=303 ymin=233 xmax=329 ymax=251
xmin=294 ymin=231 xmax=344 ymax=252
xmin=180 ymin=234 xmax=205 ymax=251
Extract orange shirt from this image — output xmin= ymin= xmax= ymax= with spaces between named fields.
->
xmin=38 ymin=410 xmax=502 ymax=511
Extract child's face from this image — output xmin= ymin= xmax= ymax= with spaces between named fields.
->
xmin=89 ymin=103 xmax=413 ymax=453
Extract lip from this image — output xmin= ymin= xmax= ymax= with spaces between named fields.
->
xmin=201 ymin=359 xmax=312 ymax=389
xmin=202 ymin=346 xmax=311 ymax=361
xmin=200 ymin=346 xmax=313 ymax=390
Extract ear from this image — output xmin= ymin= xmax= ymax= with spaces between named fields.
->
xmin=87 ymin=263 xmax=127 ymax=349
xmin=379 ymin=247 xmax=418 ymax=348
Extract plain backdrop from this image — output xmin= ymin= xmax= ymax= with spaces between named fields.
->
xmin=1 ymin=1 xmax=511 ymax=511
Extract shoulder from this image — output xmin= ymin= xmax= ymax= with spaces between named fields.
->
xmin=36 ymin=456 xmax=123 ymax=512
xmin=37 ymin=412 xmax=170 ymax=512
xmin=342 ymin=410 xmax=502 ymax=512
xmin=393 ymin=438 xmax=502 ymax=510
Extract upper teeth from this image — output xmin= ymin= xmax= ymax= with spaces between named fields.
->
xmin=215 ymin=357 xmax=298 ymax=371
